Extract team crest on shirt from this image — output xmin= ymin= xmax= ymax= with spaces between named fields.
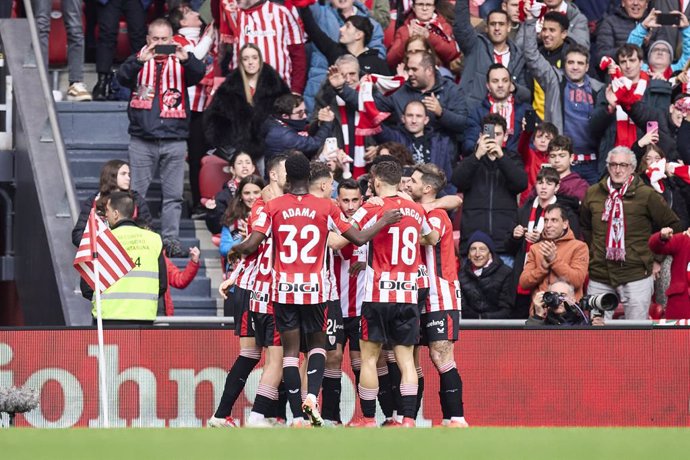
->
xmin=162 ymin=88 xmax=182 ymax=108
xmin=329 ymin=335 xmax=336 ymax=345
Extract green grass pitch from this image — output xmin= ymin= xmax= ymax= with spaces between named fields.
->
xmin=2 ymin=428 xmax=690 ymax=460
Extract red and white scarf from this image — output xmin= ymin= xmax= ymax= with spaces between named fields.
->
xmin=130 ymin=49 xmax=187 ymax=119
xmin=518 ymin=0 xmax=547 ymax=23
xmin=601 ymin=57 xmax=649 ymax=148
xmin=536 ymin=0 xmax=566 ymax=32
xmin=668 ymin=162 xmax=690 ymax=185
xmin=602 ymin=175 xmax=634 ymax=262
xmin=489 ymin=94 xmax=515 ymax=144
xmin=336 ymin=74 xmax=405 ymax=179
xmin=646 ymin=158 xmax=667 ymax=193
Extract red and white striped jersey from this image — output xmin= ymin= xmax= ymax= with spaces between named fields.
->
xmin=352 ymin=197 xmax=432 ymax=304
xmin=249 ymin=236 xmax=273 ymax=314
xmin=172 ymin=32 xmax=216 ymax=111
xmin=231 ymin=1 xmax=304 ymax=87
xmin=236 ymin=198 xmax=266 ymax=291
xmin=334 ymin=243 xmax=366 ymax=318
xmin=326 ymin=248 xmax=339 ymax=302
xmin=253 ymin=193 xmax=352 ymax=305
xmin=424 ymin=209 xmax=462 ymax=312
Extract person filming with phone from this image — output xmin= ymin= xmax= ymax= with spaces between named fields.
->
xmin=116 ymin=18 xmax=206 ymax=258
xmin=452 ymin=113 xmax=527 ymax=265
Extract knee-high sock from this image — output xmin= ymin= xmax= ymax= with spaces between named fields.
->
xmin=214 ymin=348 xmax=261 ymax=418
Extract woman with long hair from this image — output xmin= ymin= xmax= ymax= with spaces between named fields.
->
xmin=219 ymin=174 xmax=265 ymax=261
xmin=71 ymin=159 xmax=152 ymax=246
xmin=205 ymin=151 xmax=257 ymax=234
xmin=387 ymin=0 xmax=460 ymax=69
xmin=205 ymin=43 xmax=291 ymax=165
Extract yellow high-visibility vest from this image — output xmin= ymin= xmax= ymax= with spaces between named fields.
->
xmin=92 ymin=224 xmax=163 ymax=321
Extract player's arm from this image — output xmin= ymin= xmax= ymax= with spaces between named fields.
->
xmin=328 ymin=231 xmax=350 ymax=250
xmin=341 ymin=209 xmax=402 ymax=246
xmin=231 ymin=230 xmax=266 ymax=255
xmin=421 ymin=194 xmax=463 ymax=212
xmin=421 ymin=230 xmax=440 ymax=246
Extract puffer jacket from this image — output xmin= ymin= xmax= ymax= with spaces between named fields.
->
xmin=459 ymin=257 xmax=514 ymax=319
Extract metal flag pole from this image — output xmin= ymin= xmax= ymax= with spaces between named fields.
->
xmin=92 ymin=225 xmax=110 ymax=428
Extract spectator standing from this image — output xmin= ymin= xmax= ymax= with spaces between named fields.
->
xmin=453 ymin=1 xmax=530 ymax=112
xmin=387 ymin=0 xmax=460 ymax=69
xmin=32 ymin=0 xmax=92 ymax=100
xmin=81 ymin=192 xmax=167 ymax=325
xmin=627 ymin=9 xmax=690 ymax=78
xmin=93 ymin=0 xmax=147 ymax=100
xmin=581 ymin=146 xmax=683 ymax=320
xmin=334 ymin=51 xmax=466 ymax=139
xmin=463 ymin=64 xmax=532 ymax=157
xmin=595 ymin=0 xmax=650 ymax=66
xmin=517 ymin=121 xmax=558 ymax=205
xmin=117 ymin=19 xmax=206 ymax=258
xmin=459 ymin=231 xmax=514 ymax=319
xmin=171 ymin=3 xmax=218 ymax=217
xmin=519 ymin=203 xmax=589 ymax=309
xmin=204 ymin=44 xmax=291 ymax=164
xmin=452 ymin=113 xmax=528 ymax=262
xmin=375 ymin=100 xmax=457 ymax=195
xmin=221 ymin=0 xmax=307 ymax=94
xmin=544 ymin=135 xmax=590 ymax=202
xmin=301 ymin=0 xmax=386 ymax=113
xmin=537 ymin=0 xmax=590 ymax=48
xmin=72 ymin=159 xmax=153 ymax=247
xmin=502 ymin=0 xmax=522 ymax=41
xmin=522 ymin=17 xmax=603 ymax=184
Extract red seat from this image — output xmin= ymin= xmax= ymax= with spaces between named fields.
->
xmin=199 ymin=155 xmax=232 ymax=206
xmin=48 ymin=1 xmax=68 ymax=67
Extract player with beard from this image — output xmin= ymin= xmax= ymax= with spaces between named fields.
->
xmin=232 ymin=152 xmax=401 ymax=426
xmin=406 ymin=163 xmax=468 ymax=427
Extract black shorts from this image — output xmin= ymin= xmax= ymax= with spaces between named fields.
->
xmin=417 ymin=288 xmax=430 ymax=314
xmin=326 ymin=300 xmax=344 ymax=351
xmin=343 ymin=316 xmax=361 ymax=352
xmin=419 ymin=310 xmax=460 ymax=345
xmin=361 ymin=302 xmax=420 ymax=346
xmin=232 ymin=287 xmax=255 ymax=337
xmin=253 ymin=312 xmax=281 ymax=348
xmin=273 ymin=302 xmax=328 ymax=335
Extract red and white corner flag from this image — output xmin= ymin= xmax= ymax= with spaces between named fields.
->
xmin=73 ymin=208 xmax=135 ymax=429
xmin=73 ymin=208 xmax=135 ymax=292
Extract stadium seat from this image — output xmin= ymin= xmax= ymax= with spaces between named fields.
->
xmin=48 ymin=1 xmax=68 ymax=67
xmin=199 ymin=155 xmax=232 ymax=206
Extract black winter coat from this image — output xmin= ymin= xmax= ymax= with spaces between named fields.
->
xmin=459 ymin=258 xmax=514 ymax=319
xmin=71 ymin=191 xmax=153 ymax=247
xmin=452 ymin=152 xmax=528 ymax=254
xmin=204 ymin=64 xmax=290 ymax=160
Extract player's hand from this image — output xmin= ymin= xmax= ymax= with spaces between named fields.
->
xmin=349 ymin=261 xmax=366 ymax=276
xmin=396 ymin=190 xmax=413 ymax=201
xmin=660 ymin=227 xmax=674 ymax=240
xmin=367 ymin=196 xmax=384 ymax=206
xmin=382 ymin=209 xmax=402 ymax=225
xmin=327 ymin=65 xmax=345 ymax=90
xmin=218 ymin=277 xmax=235 ymax=299
xmin=189 ymin=246 xmax=201 ymax=263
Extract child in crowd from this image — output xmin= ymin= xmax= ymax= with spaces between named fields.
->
xmin=518 ymin=120 xmax=558 ymax=205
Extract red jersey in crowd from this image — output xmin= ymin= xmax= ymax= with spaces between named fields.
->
xmin=352 ymin=197 xmax=432 ymax=304
xmin=253 ymin=193 xmax=352 ymax=305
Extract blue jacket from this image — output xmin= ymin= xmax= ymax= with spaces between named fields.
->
xmin=262 ymin=117 xmax=334 ymax=161
xmin=463 ymin=98 xmax=531 ymax=157
xmin=303 ymin=2 xmax=386 ymax=114
xmin=375 ymin=125 xmax=458 ymax=196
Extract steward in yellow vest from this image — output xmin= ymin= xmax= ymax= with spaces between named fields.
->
xmin=82 ymin=191 xmax=167 ymax=324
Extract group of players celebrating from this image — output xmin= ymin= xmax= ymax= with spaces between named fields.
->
xmin=208 ymin=151 xmax=466 ymax=428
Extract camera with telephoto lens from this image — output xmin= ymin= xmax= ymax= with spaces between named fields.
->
xmin=542 ymin=292 xmax=618 ymax=320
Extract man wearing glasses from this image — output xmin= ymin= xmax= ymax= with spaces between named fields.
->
xmin=580 ymin=146 xmax=682 ymax=320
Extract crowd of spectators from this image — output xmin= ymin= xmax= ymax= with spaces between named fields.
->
xmin=48 ymin=0 xmax=690 ymax=321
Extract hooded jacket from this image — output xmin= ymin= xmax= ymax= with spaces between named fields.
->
xmin=519 ymin=227 xmax=590 ymax=300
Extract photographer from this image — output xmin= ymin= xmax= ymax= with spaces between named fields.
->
xmin=526 ymin=280 xmax=606 ymax=326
